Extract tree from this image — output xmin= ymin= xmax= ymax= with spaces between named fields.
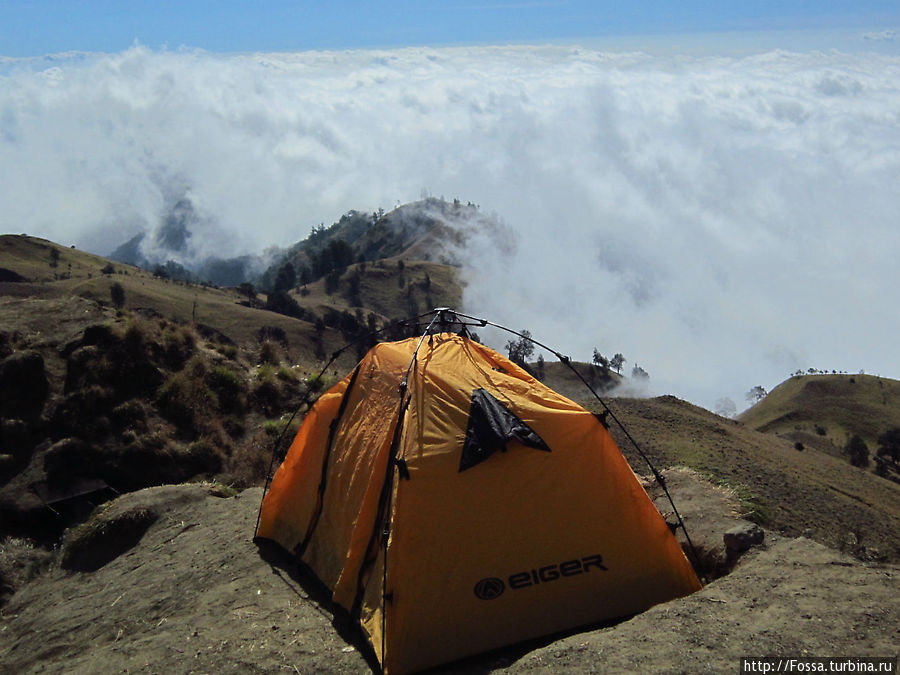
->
xmin=844 ymin=434 xmax=870 ymax=468
xmin=505 ymin=330 xmax=534 ymax=365
xmin=265 ymin=290 xmax=304 ymax=319
xmin=325 ymin=268 xmax=342 ymax=295
xmin=610 ymin=353 xmax=626 ymax=374
xmin=746 ymin=385 xmax=768 ymax=404
xmin=535 ymin=353 xmax=545 ymax=380
xmin=274 ymin=262 xmax=296 ymax=292
xmin=592 ymin=349 xmax=610 ymax=371
xmin=109 ymin=282 xmax=125 ymax=309
xmin=345 ymin=271 xmax=362 ymax=306
xmin=631 ymin=364 xmax=649 ymax=380
xmin=714 ymin=397 xmax=737 ymax=418
xmin=237 ymin=283 xmax=257 ymax=303
xmin=876 ymin=428 xmax=900 ymax=462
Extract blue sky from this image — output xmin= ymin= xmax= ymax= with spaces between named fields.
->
xmin=1 ymin=0 xmax=899 ymax=56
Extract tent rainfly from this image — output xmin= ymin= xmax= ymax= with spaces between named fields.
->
xmin=255 ymin=318 xmax=701 ymax=674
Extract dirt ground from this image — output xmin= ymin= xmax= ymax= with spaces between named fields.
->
xmin=1 ymin=471 xmax=897 ymax=675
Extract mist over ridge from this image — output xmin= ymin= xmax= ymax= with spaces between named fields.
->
xmin=2 ymin=44 xmax=899 ymax=411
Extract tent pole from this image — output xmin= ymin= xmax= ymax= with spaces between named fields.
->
xmin=447 ymin=309 xmax=707 ymax=581
xmin=253 ymin=310 xmax=437 ymax=539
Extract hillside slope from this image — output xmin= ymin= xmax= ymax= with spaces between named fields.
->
xmin=738 ymin=374 xmax=900 ymax=466
xmin=597 ymin=395 xmax=900 ymax=562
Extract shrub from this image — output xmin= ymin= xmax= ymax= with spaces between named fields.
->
xmin=844 ymin=434 xmax=870 ymax=468
xmin=183 ymin=439 xmax=223 ymax=476
xmin=217 ymin=344 xmax=238 ymax=360
xmin=109 ymin=282 xmax=125 ymax=309
xmin=224 ymin=438 xmax=269 ymax=488
xmin=257 ymin=326 xmax=288 ymax=346
xmin=51 ymin=386 xmax=113 ymax=440
xmin=259 ymin=340 xmax=281 ymax=365
xmin=61 ymin=507 xmax=157 ymax=571
xmin=207 ymin=365 xmax=245 ymax=414
xmin=252 ymin=380 xmax=281 ymax=417
xmin=157 ymin=372 xmax=217 ymax=432
xmin=276 ymin=366 xmax=296 ymax=381
xmin=123 ymin=319 xmax=148 ymax=356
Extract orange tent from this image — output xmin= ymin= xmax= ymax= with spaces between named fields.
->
xmin=256 ymin=332 xmax=700 ymax=674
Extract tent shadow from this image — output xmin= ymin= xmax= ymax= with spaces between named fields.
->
xmin=254 ymin=537 xmax=383 ymax=673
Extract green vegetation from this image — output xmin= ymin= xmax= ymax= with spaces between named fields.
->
xmin=739 ymin=374 xmax=900 ymax=474
xmin=844 ymin=434 xmax=870 ymax=468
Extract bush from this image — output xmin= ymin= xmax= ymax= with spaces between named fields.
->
xmin=224 ymin=438 xmax=269 ymax=488
xmin=844 ymin=434 xmax=870 ymax=468
xmin=109 ymin=282 xmax=125 ymax=309
xmin=251 ymin=374 xmax=281 ymax=417
xmin=876 ymin=428 xmax=900 ymax=462
xmin=207 ymin=365 xmax=245 ymax=414
xmin=183 ymin=439 xmax=223 ymax=476
xmin=276 ymin=366 xmax=296 ymax=381
xmin=157 ymin=372 xmax=217 ymax=432
xmin=259 ymin=340 xmax=282 ymax=365
xmin=161 ymin=327 xmax=196 ymax=370
xmin=258 ymin=326 xmax=288 ymax=346
xmin=51 ymin=386 xmax=113 ymax=440
xmin=216 ymin=344 xmax=238 ymax=360
xmin=61 ymin=506 xmax=157 ymax=572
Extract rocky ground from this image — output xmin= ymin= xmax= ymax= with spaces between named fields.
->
xmin=1 ymin=471 xmax=896 ymax=674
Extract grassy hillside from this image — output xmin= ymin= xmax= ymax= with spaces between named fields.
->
xmin=738 ymin=374 xmax=900 ymax=468
xmin=597 ymin=395 xmax=900 ymax=562
xmin=289 ymin=257 xmax=461 ymax=323
xmin=0 ymin=234 xmax=137 ymax=283
xmin=535 ymin=359 xmax=622 ymax=401
xmin=0 ymin=235 xmax=460 ymax=366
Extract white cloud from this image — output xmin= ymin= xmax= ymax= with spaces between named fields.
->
xmin=1 ymin=45 xmax=899 ymax=411
xmin=863 ymin=30 xmax=896 ymax=42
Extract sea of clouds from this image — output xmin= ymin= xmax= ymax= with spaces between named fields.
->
xmin=1 ymin=44 xmax=898 ymax=411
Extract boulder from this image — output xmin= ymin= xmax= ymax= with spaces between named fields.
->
xmin=724 ymin=522 xmax=765 ymax=553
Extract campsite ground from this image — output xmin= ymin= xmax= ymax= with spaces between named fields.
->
xmin=1 ymin=474 xmax=896 ymax=674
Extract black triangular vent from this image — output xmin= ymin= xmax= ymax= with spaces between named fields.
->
xmin=459 ymin=388 xmax=551 ymax=471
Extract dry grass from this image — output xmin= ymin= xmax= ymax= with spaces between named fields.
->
xmin=599 ymin=394 xmax=900 ymax=561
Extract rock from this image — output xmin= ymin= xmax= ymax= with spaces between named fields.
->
xmin=0 ymin=350 xmax=49 ymax=420
xmin=0 ymin=453 xmax=15 ymax=473
xmin=724 ymin=522 xmax=765 ymax=553
xmin=43 ymin=438 xmax=100 ymax=484
xmin=1 ymin=418 xmax=35 ymax=460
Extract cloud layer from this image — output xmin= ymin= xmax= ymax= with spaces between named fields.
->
xmin=2 ymin=45 xmax=899 ymax=410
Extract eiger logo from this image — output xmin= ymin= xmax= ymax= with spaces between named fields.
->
xmin=474 ymin=554 xmax=608 ymax=600
xmin=473 ymin=577 xmax=505 ymax=600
